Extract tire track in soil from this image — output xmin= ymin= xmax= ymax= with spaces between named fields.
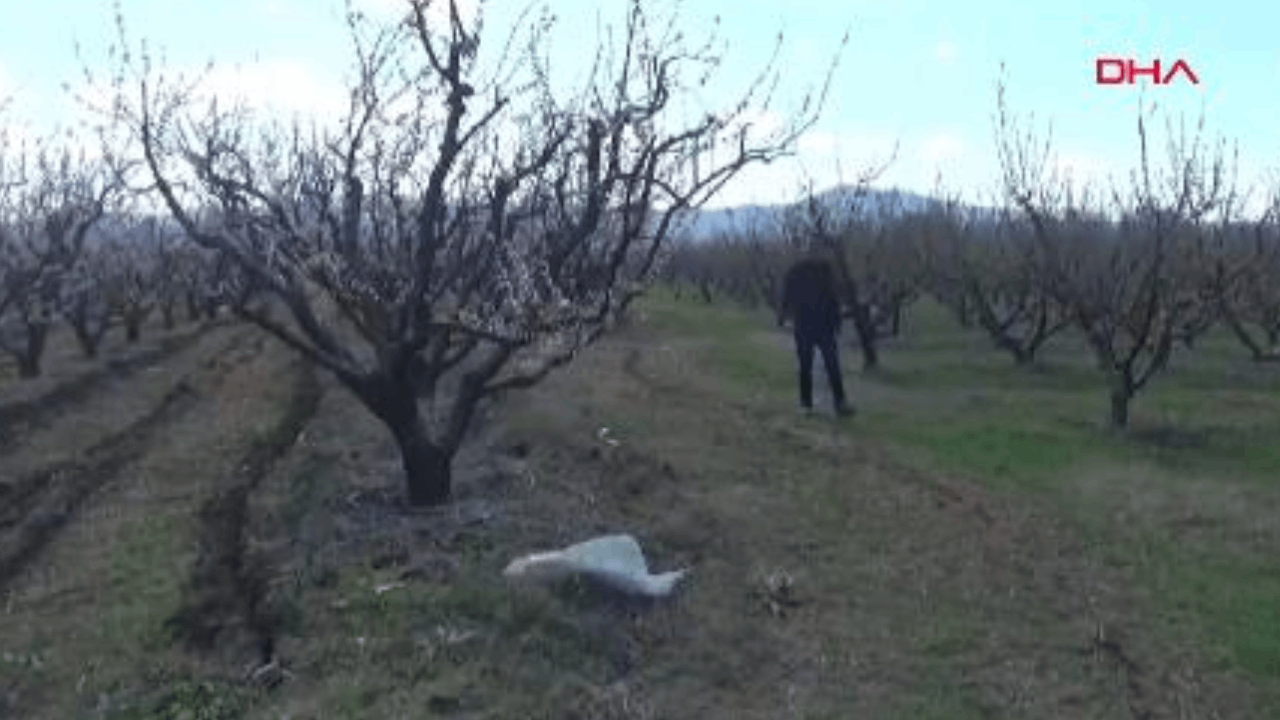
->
xmin=0 ymin=326 xmax=318 ymax=720
xmin=0 ymin=381 xmax=200 ymax=591
xmin=0 ymin=323 xmax=216 ymax=453
xmin=0 ymin=326 xmax=259 ymax=515
xmin=0 ymin=326 xmax=269 ymax=592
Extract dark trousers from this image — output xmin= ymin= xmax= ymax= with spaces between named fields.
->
xmin=794 ymin=328 xmax=847 ymax=410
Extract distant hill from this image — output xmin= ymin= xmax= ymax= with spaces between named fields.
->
xmin=671 ymin=185 xmax=996 ymax=242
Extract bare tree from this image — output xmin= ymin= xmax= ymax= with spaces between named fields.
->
xmin=664 ymin=239 xmax=725 ymax=303
xmin=679 ymin=220 xmax=791 ymax=309
xmin=145 ymin=216 xmax=188 ymax=330
xmin=847 ymin=205 xmax=924 ymax=341
xmin=58 ymin=237 xmax=114 ymax=358
xmin=925 ymin=203 xmax=1072 ymax=365
xmin=108 ymin=0 xmax=840 ymax=504
xmin=0 ymin=138 xmax=115 ymax=376
xmin=97 ymin=214 xmax=166 ymax=343
xmin=1200 ymin=192 xmax=1280 ymax=360
xmin=740 ymin=225 xmax=791 ymax=311
xmin=168 ymin=242 xmax=220 ymax=322
xmin=996 ymin=77 xmax=1235 ymax=429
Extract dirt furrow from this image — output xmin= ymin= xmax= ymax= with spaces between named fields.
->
xmin=0 ymin=380 xmax=200 ymax=590
xmin=0 ymin=324 xmax=215 ymax=453
xmin=0 ymin=326 xmax=269 ymax=591
xmin=0 ymin=325 xmax=258 ymax=484
xmin=167 ymin=358 xmax=322 ymax=670
xmin=0 ymin=328 xmax=317 ymax=719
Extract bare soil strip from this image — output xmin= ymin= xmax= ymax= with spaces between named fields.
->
xmin=0 ymin=326 xmax=266 ymax=592
xmin=0 ymin=380 xmax=200 ymax=590
xmin=0 ymin=326 xmax=258 ymax=484
xmin=0 ymin=327 xmax=313 ymax=719
xmin=0 ymin=324 xmax=213 ymax=452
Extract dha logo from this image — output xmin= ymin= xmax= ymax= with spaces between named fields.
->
xmin=1095 ymin=58 xmax=1199 ymax=86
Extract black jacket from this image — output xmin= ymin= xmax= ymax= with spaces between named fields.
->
xmin=779 ymin=258 xmax=842 ymax=337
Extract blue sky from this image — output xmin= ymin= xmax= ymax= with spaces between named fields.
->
xmin=0 ymin=0 xmax=1275 ymax=211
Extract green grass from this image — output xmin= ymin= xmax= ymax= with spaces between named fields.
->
xmin=109 ymin=677 xmax=248 ymax=720
xmin=645 ymin=286 xmax=792 ymax=394
xmin=878 ymin=682 xmax=991 ymax=720
xmin=103 ymin=513 xmax=191 ymax=653
xmin=642 ymin=287 xmax=1280 ymax=695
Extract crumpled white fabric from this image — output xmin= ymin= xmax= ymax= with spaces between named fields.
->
xmin=503 ymin=533 xmax=688 ymax=598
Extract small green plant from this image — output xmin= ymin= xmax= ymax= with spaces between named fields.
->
xmin=108 ymin=678 xmax=247 ymax=720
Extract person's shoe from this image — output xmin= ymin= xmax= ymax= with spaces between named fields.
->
xmin=835 ymin=402 xmax=856 ymax=418
xmin=798 ymin=404 xmax=815 ymax=417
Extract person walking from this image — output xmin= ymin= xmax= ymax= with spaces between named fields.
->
xmin=777 ymin=252 xmax=854 ymax=418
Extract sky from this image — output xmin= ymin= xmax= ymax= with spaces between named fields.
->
xmin=0 ymin=0 xmax=1276 ymax=212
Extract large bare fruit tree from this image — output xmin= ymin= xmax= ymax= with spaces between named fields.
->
xmin=106 ymin=0 xmax=839 ymax=504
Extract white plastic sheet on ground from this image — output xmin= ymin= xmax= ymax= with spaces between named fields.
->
xmin=502 ymin=533 xmax=688 ymax=598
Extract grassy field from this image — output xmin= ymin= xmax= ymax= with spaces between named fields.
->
xmin=1 ymin=290 xmax=1277 ymax=718
xmin=831 ymin=298 xmax=1280 ymax=687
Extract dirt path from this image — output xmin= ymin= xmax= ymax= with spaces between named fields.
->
xmin=0 ymin=324 xmax=320 ymax=719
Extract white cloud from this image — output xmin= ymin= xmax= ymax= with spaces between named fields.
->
xmin=935 ymin=41 xmax=958 ymax=63
xmin=705 ymin=163 xmax=802 ymax=209
xmin=797 ymin=127 xmax=900 ymax=175
xmin=200 ymin=60 xmax=348 ymax=119
xmin=0 ymin=63 xmax=13 ymax=101
xmin=920 ymin=131 xmax=965 ymax=165
xmin=699 ymin=126 xmax=903 ymax=208
xmin=259 ymin=0 xmax=301 ymax=21
xmin=797 ymin=130 xmax=840 ymax=156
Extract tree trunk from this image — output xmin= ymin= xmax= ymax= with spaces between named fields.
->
xmin=849 ymin=304 xmax=880 ymax=370
xmin=186 ymin=292 xmax=202 ymax=322
xmin=989 ymin=329 xmax=1034 ymax=366
xmin=1108 ymin=371 xmax=1135 ymax=430
xmin=14 ymin=323 xmax=49 ymax=378
xmin=955 ymin=294 xmax=972 ymax=328
xmin=1109 ymin=389 xmax=1130 ymax=430
xmin=72 ymin=324 xmax=100 ymax=359
xmin=357 ymin=373 xmax=453 ymax=506
xmin=393 ymin=422 xmax=452 ymax=506
xmin=16 ymin=355 xmax=40 ymax=378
